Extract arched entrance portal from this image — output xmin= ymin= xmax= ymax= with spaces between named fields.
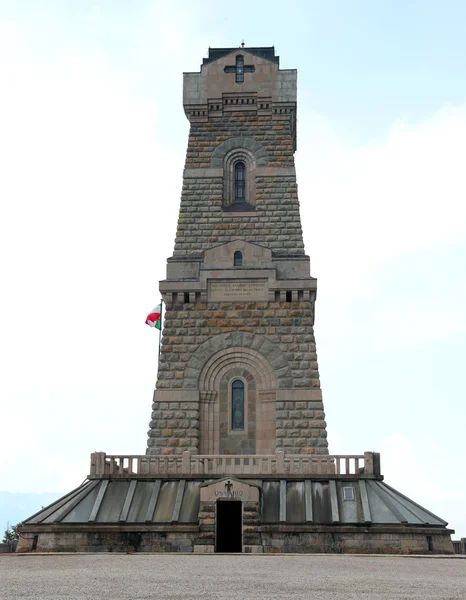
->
xmin=198 ymin=346 xmax=278 ymax=455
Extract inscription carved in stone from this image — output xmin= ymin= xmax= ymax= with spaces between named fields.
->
xmin=208 ymin=279 xmax=268 ymax=301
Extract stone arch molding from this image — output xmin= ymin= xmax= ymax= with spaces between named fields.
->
xmin=223 ymin=147 xmax=256 ymax=207
xmin=186 ymin=332 xmax=290 ymax=455
xmin=200 ymin=348 xmax=274 ymax=392
xmin=183 ymin=331 xmax=292 ymax=390
xmin=211 ymin=136 xmax=269 ymax=168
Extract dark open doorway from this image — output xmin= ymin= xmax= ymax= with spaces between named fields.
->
xmin=216 ymin=501 xmax=242 ymax=552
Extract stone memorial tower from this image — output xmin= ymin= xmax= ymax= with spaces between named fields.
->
xmin=146 ymin=46 xmax=327 ymax=459
xmin=18 ymin=47 xmax=454 ymax=554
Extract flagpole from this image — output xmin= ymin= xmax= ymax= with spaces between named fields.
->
xmin=158 ymin=298 xmax=163 ymax=357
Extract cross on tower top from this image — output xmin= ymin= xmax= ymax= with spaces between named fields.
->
xmin=224 ymin=54 xmax=255 ymax=84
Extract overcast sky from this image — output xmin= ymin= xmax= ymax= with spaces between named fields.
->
xmin=1 ymin=1 xmax=465 ymax=537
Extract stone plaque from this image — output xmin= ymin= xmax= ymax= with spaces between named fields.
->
xmin=208 ymin=279 xmax=268 ymax=301
xmin=200 ymin=478 xmax=259 ymax=502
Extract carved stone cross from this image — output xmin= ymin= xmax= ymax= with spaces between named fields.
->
xmin=224 ymin=55 xmax=255 ymax=83
xmin=225 ymin=480 xmax=233 ymax=495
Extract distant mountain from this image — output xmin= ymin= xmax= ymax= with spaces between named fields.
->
xmin=0 ymin=491 xmax=61 ymax=532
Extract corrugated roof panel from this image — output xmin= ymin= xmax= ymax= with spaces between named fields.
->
xmin=153 ymin=481 xmax=178 ymax=522
xmin=126 ymin=481 xmax=156 ymax=523
xmin=26 ymin=483 xmax=92 ymax=524
xmin=373 ymin=482 xmax=423 ymax=524
xmin=366 ymin=481 xmax=401 ymax=523
xmin=95 ymin=481 xmax=130 ymax=522
xmin=62 ymin=484 xmax=100 ymax=523
xmin=262 ymin=481 xmax=279 ymax=523
xmin=380 ymin=482 xmax=447 ymax=526
xmin=179 ymin=481 xmax=201 ymax=523
xmin=286 ymin=481 xmax=305 ymax=523
xmin=312 ymin=482 xmax=332 ymax=524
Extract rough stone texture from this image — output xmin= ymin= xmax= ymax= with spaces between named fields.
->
xmin=175 ymin=157 xmax=304 ymax=257
xmin=195 ymin=502 xmax=215 ymax=548
xmin=147 ymin=315 xmax=328 ymax=456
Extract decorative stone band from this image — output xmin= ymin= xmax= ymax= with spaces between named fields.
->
xmin=89 ymin=451 xmax=381 ymax=479
xmin=183 ymin=166 xmax=296 ymax=178
xmin=183 ymin=331 xmax=291 ymax=390
xmin=210 ymin=136 xmax=269 ymax=168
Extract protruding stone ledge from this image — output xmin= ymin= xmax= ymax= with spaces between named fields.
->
xmin=182 ymin=166 xmax=296 ymax=178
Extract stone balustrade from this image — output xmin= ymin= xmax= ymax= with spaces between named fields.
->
xmin=89 ymin=451 xmax=381 ymax=478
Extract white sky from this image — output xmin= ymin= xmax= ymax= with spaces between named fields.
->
xmin=0 ymin=1 xmax=465 ymax=537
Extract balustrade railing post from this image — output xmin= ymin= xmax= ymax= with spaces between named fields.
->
xmin=276 ymin=451 xmax=285 ymax=474
xmin=182 ymin=451 xmax=191 ymax=474
xmin=364 ymin=452 xmax=374 ymax=475
xmin=90 ymin=452 xmax=106 ymax=475
xmin=90 ymin=453 xmax=97 ymax=475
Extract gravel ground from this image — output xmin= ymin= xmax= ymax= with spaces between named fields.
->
xmin=1 ymin=554 xmax=465 ymax=600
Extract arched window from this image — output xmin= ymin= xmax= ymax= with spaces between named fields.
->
xmin=231 ymin=379 xmax=245 ymax=431
xmin=234 ymin=251 xmax=243 ymax=267
xmin=236 ymin=55 xmax=244 ymax=83
xmin=234 ymin=161 xmax=246 ymax=202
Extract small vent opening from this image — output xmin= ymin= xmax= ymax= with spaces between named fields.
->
xmin=343 ymin=487 xmax=355 ymax=501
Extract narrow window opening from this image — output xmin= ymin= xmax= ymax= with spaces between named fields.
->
xmin=231 ymin=379 xmax=245 ymax=431
xmin=234 ymin=251 xmax=243 ymax=267
xmin=298 ymin=290 xmax=303 ymax=302
xmin=234 ymin=161 xmax=246 ymax=203
xmin=236 ymin=55 xmax=244 ymax=84
xmin=426 ymin=535 xmax=434 ymax=552
xmin=275 ymin=291 xmax=280 ymax=301
xmin=184 ymin=292 xmax=190 ymax=304
xmin=286 ymin=291 xmax=292 ymax=302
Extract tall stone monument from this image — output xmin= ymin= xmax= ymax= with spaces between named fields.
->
xmin=18 ymin=47 xmax=454 ymax=554
xmin=147 ymin=46 xmax=326 ymax=458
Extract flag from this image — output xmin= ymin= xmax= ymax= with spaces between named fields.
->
xmin=145 ymin=304 xmax=162 ymax=329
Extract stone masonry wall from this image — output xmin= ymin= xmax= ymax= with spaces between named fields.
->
xmin=148 ymin=90 xmax=328 ymax=457
xmin=147 ymin=300 xmax=328 ymax=456
xmin=184 ymin=113 xmax=295 ymax=168
xmin=174 ymin=112 xmax=304 ymax=257
xmin=17 ymin=528 xmax=454 ymax=554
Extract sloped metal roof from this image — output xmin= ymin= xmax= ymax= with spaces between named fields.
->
xmin=23 ymin=478 xmax=448 ymax=527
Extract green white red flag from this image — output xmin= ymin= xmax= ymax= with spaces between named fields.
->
xmin=145 ymin=304 xmax=162 ymax=330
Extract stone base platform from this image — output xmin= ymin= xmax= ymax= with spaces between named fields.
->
xmin=17 ymin=469 xmax=454 ymax=554
xmin=17 ymin=526 xmax=454 ymax=555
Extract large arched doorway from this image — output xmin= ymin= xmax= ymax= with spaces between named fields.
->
xmin=198 ymin=346 xmax=277 ymax=455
